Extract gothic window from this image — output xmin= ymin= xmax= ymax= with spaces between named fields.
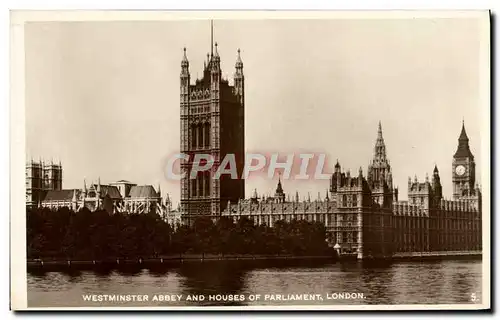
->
xmin=204 ymin=123 xmax=211 ymax=148
xmin=191 ymin=176 xmax=197 ymax=197
xmin=191 ymin=125 xmax=197 ymax=148
xmin=353 ymin=194 xmax=357 ymax=207
xmin=198 ymin=172 xmax=204 ymax=196
xmin=198 ymin=124 xmax=204 ymax=148
xmin=342 ymin=195 xmax=347 ymax=207
xmin=204 ymin=171 xmax=211 ymax=197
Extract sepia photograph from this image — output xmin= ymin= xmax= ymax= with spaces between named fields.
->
xmin=10 ymin=10 xmax=491 ymax=311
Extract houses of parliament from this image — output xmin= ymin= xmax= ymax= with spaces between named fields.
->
xmin=180 ymin=30 xmax=482 ymax=259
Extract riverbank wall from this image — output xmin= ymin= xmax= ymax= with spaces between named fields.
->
xmin=27 ymin=250 xmax=482 ymax=271
xmin=390 ymin=250 xmax=482 ymax=261
xmin=27 ymin=254 xmax=336 ymax=271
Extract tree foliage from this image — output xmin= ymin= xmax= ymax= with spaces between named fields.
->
xmin=26 ymin=207 xmax=330 ymax=259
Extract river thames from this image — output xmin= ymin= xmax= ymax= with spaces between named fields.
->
xmin=27 ymin=259 xmax=482 ymax=307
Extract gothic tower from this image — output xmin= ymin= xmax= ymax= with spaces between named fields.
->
xmin=452 ymin=121 xmax=476 ymax=199
xmin=26 ymin=159 xmax=43 ymax=208
xmin=274 ymin=176 xmax=285 ymax=203
xmin=367 ymin=121 xmax=394 ymax=207
xmin=431 ymin=164 xmax=443 ymax=205
xmin=26 ymin=159 xmax=62 ymax=208
xmin=180 ymin=22 xmax=245 ymax=221
xmin=42 ymin=160 xmax=62 ymax=191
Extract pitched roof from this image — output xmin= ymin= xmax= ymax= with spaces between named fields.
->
xmin=99 ymin=185 xmax=122 ymax=199
xmin=454 ymin=123 xmax=474 ymax=159
xmin=458 ymin=123 xmax=469 ymax=141
xmin=43 ymin=189 xmax=79 ymax=201
xmin=128 ymin=185 xmax=158 ymax=198
xmin=88 ymin=184 xmax=122 ymax=199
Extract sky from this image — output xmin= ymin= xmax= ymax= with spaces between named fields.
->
xmin=25 ymin=17 xmax=486 ymax=205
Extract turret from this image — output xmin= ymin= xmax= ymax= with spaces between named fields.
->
xmin=180 ymin=47 xmax=190 ymax=82
xmin=234 ymin=48 xmax=244 ymax=104
xmin=432 ymin=164 xmax=443 ymax=202
xmin=82 ymin=179 xmax=87 ymax=197
xmin=211 ymin=42 xmax=221 ymax=73
xmin=274 ymin=176 xmax=285 ymax=203
xmin=180 ymin=47 xmax=190 ymax=106
xmin=97 ymin=177 xmax=101 ymax=196
xmin=165 ymin=193 xmax=172 ymax=212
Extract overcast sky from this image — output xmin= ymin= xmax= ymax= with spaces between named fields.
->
xmin=25 ymin=17 xmax=485 ymax=205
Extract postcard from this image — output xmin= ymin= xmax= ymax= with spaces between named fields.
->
xmin=10 ymin=10 xmax=491 ymax=311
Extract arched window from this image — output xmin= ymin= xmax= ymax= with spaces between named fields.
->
xmin=342 ymin=195 xmax=347 ymax=207
xmin=191 ymin=171 xmax=197 ymax=197
xmin=197 ymin=171 xmax=204 ymax=197
xmin=204 ymin=171 xmax=211 ymax=197
xmin=198 ymin=123 xmax=204 ymax=148
xmin=191 ymin=125 xmax=197 ymax=148
xmin=204 ymin=123 xmax=211 ymax=148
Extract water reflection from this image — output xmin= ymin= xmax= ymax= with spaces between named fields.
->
xmin=62 ymin=269 xmax=83 ymax=284
xmin=27 ymin=259 xmax=482 ymax=308
xmin=177 ymin=261 xmax=247 ymax=306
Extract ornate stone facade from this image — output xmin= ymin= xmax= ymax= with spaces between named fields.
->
xmin=222 ymin=122 xmax=482 ymax=259
xmin=25 ymin=159 xmax=62 ymax=208
xmin=180 ymin=32 xmax=245 ymax=221
xmin=31 ymin=175 xmax=175 ymax=220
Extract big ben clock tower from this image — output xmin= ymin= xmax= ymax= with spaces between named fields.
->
xmin=452 ymin=121 xmax=476 ymax=199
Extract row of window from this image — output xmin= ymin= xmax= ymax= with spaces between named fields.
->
xmin=332 ymin=232 xmax=359 ymax=244
xmin=191 ymin=106 xmax=210 ymax=114
xmin=190 ymin=172 xmax=211 ymax=197
xmin=191 ymin=123 xmax=211 ymax=149
xmin=341 ymin=194 xmax=358 ymax=207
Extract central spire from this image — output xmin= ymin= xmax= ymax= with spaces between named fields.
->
xmin=374 ymin=121 xmax=387 ymax=161
xmin=210 ymin=19 xmax=214 ymax=57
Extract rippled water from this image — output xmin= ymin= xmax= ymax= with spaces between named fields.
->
xmin=27 ymin=259 xmax=482 ymax=307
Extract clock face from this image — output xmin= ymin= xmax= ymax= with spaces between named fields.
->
xmin=455 ymin=165 xmax=466 ymax=176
